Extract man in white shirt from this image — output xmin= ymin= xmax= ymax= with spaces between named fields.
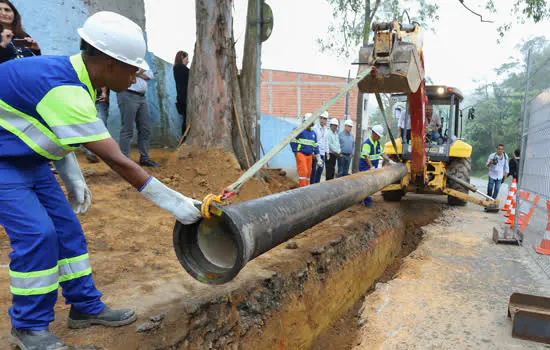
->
xmin=326 ymin=118 xmax=341 ymax=180
xmin=397 ymin=106 xmax=411 ymax=144
xmin=310 ymin=111 xmax=330 ymax=184
xmin=117 ymin=69 xmax=159 ymax=167
xmin=486 ymin=144 xmax=509 ymax=199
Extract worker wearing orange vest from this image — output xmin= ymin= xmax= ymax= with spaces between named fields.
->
xmin=291 ymin=114 xmax=321 ymax=187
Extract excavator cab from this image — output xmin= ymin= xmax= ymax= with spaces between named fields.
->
xmin=397 ymin=85 xmax=471 ymax=163
xmin=381 ymin=85 xmax=474 ymax=206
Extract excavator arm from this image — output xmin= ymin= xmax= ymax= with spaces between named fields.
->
xmin=357 ymin=20 xmax=428 ymax=185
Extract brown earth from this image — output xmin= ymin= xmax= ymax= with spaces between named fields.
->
xmin=310 ymin=203 xmax=433 ymax=350
xmin=0 ymin=147 xmax=443 ymax=349
xmin=0 ymin=146 xmax=295 ymax=347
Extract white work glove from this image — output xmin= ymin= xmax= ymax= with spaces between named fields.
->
xmin=53 ymin=152 xmax=92 ymax=214
xmin=316 ymin=154 xmax=324 ymax=168
xmin=140 ymin=177 xmax=202 ymax=225
xmin=389 ymin=160 xmax=397 ymax=165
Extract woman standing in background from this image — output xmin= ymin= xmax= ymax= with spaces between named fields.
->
xmin=173 ymin=50 xmax=190 ymax=136
xmin=0 ymin=0 xmax=40 ymax=64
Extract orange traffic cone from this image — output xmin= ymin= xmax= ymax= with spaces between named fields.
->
xmin=504 ymin=195 xmax=515 ymax=218
xmin=505 ymin=200 xmax=516 ymax=227
xmin=535 ymin=200 xmax=550 ymax=255
xmin=501 ymin=179 xmax=517 ymax=211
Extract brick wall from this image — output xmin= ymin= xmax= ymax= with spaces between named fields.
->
xmin=260 ymin=69 xmax=360 ymax=122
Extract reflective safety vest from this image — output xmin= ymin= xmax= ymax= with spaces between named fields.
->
xmin=290 ymin=128 xmax=319 ymax=156
xmin=361 ymin=136 xmax=381 ymax=161
xmin=0 ymin=54 xmax=111 ymax=162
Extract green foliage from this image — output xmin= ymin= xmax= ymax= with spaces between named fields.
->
xmin=318 ymin=0 xmax=439 ymax=58
xmin=463 ymin=36 xmax=550 ymax=173
xmin=484 ymin=0 xmax=550 ymax=38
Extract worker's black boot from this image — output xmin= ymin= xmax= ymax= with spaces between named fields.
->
xmin=67 ymin=306 xmax=137 ymax=329
xmin=9 ymin=328 xmax=68 ymax=350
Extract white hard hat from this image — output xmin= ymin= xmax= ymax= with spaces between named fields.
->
xmin=78 ymin=11 xmax=149 ymax=70
xmin=329 ymin=118 xmax=339 ymax=126
xmin=372 ymin=125 xmax=385 ymax=137
xmin=302 ymin=113 xmax=312 ymax=123
xmin=344 ymin=120 xmax=354 ymax=127
xmin=320 ymin=111 xmax=329 ymax=119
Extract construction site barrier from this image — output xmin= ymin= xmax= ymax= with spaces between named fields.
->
xmin=516 ymin=88 xmax=550 ymax=275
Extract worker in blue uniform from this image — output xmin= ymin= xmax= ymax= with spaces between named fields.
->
xmin=358 ymin=125 xmax=394 ymax=207
xmin=290 ymin=114 xmax=322 ymax=187
xmin=0 ymin=12 xmax=202 ymax=350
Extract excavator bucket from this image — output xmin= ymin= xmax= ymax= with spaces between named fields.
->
xmin=357 ymin=23 xmax=425 ymax=94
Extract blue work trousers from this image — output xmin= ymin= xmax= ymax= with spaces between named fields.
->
xmin=359 ymin=160 xmax=379 ymax=206
xmin=310 ymin=155 xmax=325 ymax=184
xmin=338 ymin=154 xmax=352 ymax=177
xmin=487 ymin=177 xmax=502 ymax=200
xmin=0 ymin=160 xmax=104 ymax=330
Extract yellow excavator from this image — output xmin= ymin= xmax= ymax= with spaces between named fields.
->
xmin=356 ymin=21 xmax=499 ymax=211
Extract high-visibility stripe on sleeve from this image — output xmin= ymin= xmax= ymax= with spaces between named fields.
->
xmin=51 ymin=120 xmax=108 ymax=141
xmin=9 ymin=266 xmax=59 ymax=296
xmin=0 ymin=103 xmax=74 ymax=160
xmin=58 ymin=253 xmax=92 ymax=282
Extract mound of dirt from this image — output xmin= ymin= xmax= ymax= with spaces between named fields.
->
xmin=0 ymin=146 xmax=296 ymax=343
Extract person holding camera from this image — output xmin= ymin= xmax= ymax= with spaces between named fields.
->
xmin=486 ymin=144 xmax=509 ymax=199
xmin=0 ymin=0 xmax=40 ymax=64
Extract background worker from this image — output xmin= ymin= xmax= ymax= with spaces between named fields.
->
xmin=291 ymin=113 xmax=321 ymax=187
xmin=0 ymin=12 xmax=202 ymax=350
xmin=426 ymin=105 xmax=441 ymax=144
xmin=359 ymin=125 xmax=393 ymax=207
xmin=173 ymin=50 xmax=190 ymax=136
xmin=117 ymin=67 xmax=159 ymax=167
xmin=310 ymin=111 xmax=329 ymax=184
xmin=338 ymin=119 xmax=354 ymax=177
xmin=397 ymin=105 xmax=411 ymax=144
xmin=326 ymin=118 xmax=341 ymax=180
xmin=507 ymin=148 xmax=520 ymax=183
xmin=486 ymin=144 xmax=509 ymax=199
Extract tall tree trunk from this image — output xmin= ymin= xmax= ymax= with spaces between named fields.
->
xmin=187 ymin=0 xmax=235 ymax=150
xmin=231 ymin=37 xmax=255 ymax=168
xmin=240 ymin=0 xmax=261 ymax=156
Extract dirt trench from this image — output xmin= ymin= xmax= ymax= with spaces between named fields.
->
xmin=0 ymin=148 xmax=443 ymax=349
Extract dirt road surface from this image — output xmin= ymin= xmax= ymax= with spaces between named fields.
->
xmin=353 ymin=193 xmax=550 ymax=349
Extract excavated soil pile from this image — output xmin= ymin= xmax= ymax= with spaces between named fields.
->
xmin=0 ymin=147 xmax=294 ymax=347
xmin=0 ymin=147 xmax=443 ymax=350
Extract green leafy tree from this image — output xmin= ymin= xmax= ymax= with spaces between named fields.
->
xmin=463 ymin=36 xmax=550 ymax=176
xmin=319 ymin=0 xmax=439 ymax=59
xmin=485 ymin=0 xmax=550 ymax=37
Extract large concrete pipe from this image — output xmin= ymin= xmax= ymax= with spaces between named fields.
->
xmin=173 ymin=164 xmax=408 ymax=284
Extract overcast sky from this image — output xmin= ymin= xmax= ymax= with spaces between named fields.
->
xmin=144 ymin=0 xmax=548 ymax=95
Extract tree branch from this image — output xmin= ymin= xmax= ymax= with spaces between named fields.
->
xmin=369 ymin=0 xmax=382 ymax=24
xmin=458 ymin=0 xmax=494 ymax=23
